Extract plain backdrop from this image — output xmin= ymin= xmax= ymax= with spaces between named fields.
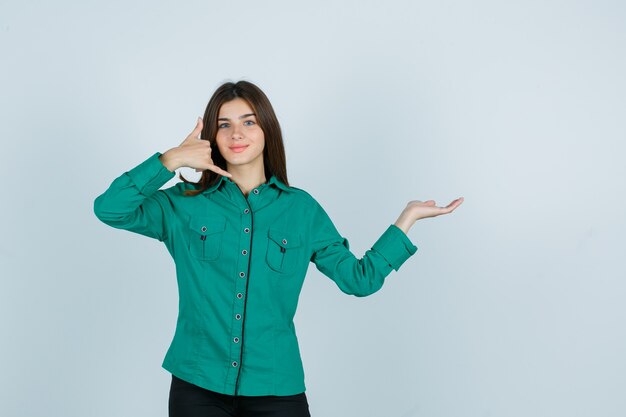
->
xmin=1 ymin=1 xmax=625 ymax=416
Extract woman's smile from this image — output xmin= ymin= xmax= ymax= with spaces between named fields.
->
xmin=229 ymin=145 xmax=249 ymax=153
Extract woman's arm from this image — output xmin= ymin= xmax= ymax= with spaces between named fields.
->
xmin=93 ymin=152 xmax=176 ymax=241
xmin=93 ymin=118 xmax=231 ymax=241
xmin=309 ymin=201 xmax=419 ymax=297
xmin=309 ymin=196 xmax=464 ymax=297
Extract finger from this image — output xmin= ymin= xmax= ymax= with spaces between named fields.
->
xmin=451 ymin=197 xmax=464 ymax=207
xmin=443 ymin=197 xmax=464 ymax=212
xmin=206 ymin=164 xmax=233 ymax=177
xmin=190 ymin=117 xmax=203 ymax=139
xmin=195 ymin=166 xmax=232 ymax=177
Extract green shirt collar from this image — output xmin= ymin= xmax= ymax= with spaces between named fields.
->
xmin=202 ymin=174 xmax=291 ymax=194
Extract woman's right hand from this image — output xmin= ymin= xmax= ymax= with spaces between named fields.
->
xmin=393 ymin=197 xmax=464 ymax=235
xmin=158 ymin=117 xmax=233 ymax=177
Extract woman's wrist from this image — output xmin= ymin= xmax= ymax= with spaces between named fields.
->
xmin=159 ymin=149 xmax=181 ymax=172
xmin=394 ymin=210 xmax=417 ymax=235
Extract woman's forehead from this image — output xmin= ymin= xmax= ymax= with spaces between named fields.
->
xmin=218 ymin=98 xmax=254 ymax=118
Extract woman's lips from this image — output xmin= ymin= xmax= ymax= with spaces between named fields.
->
xmin=229 ymin=145 xmax=248 ymax=153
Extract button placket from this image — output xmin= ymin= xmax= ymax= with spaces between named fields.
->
xmin=232 ymin=208 xmax=251 ymax=376
xmin=229 ymin=197 xmax=253 ymax=393
xmin=234 ymin=209 xmax=251 ymax=328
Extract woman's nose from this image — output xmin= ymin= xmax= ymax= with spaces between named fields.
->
xmin=231 ymin=124 xmax=243 ymax=140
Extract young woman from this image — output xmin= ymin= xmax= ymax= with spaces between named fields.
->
xmin=94 ymin=80 xmax=464 ymax=417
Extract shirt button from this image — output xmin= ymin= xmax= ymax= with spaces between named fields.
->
xmin=244 ymin=227 xmax=250 ymax=233
xmin=241 ymin=249 xmax=247 ymax=255
xmin=232 ymin=361 xmax=238 ymax=367
xmin=235 ymin=314 xmax=241 ymax=320
xmin=236 ymin=293 xmax=243 ymax=299
xmin=239 ymin=272 xmax=245 ymax=278
xmin=201 ymin=226 xmax=207 ymax=232
xmin=233 ymin=337 xmax=240 ymax=343
xmin=282 ymin=239 xmax=287 ymax=245
xmin=253 ymin=189 xmax=259 ymax=195
xmin=244 ymin=208 xmax=250 ymax=214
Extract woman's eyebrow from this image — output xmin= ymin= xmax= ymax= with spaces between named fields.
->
xmin=217 ymin=113 xmax=256 ymax=121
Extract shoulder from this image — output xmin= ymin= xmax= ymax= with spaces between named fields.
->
xmin=285 ymin=184 xmax=320 ymax=204
xmin=286 ymin=184 xmax=312 ymax=198
xmin=284 ymin=185 xmax=328 ymax=215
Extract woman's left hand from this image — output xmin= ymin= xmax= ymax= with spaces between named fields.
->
xmin=394 ymin=197 xmax=464 ymax=234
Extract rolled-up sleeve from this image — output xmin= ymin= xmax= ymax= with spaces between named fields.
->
xmin=309 ymin=200 xmax=418 ymax=297
xmin=371 ymin=223 xmax=418 ymax=271
xmin=93 ymin=152 xmax=176 ymax=242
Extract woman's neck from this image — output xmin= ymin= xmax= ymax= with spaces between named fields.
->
xmin=227 ymin=164 xmax=267 ymax=197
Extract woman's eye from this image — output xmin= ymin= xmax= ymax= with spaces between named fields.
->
xmin=243 ymin=120 xmax=255 ymax=126
xmin=218 ymin=123 xmax=229 ymax=128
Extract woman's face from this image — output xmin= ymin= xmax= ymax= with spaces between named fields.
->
xmin=215 ymin=98 xmax=265 ymax=172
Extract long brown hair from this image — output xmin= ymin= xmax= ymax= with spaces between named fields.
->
xmin=179 ymin=80 xmax=289 ymax=196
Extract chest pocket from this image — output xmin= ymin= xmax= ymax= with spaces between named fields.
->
xmin=188 ymin=216 xmax=226 ymax=261
xmin=266 ymin=228 xmax=302 ymax=274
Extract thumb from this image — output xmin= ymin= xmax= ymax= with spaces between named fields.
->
xmin=193 ymin=117 xmax=204 ymax=138
xmin=181 ymin=117 xmax=204 ymax=146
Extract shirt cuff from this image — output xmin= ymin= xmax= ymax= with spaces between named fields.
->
xmin=126 ymin=152 xmax=176 ymax=196
xmin=371 ymin=224 xmax=418 ymax=271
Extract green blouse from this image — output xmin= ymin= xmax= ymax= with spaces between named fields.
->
xmin=93 ymin=152 xmax=418 ymax=396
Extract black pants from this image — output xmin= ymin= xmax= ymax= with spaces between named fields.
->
xmin=168 ymin=375 xmax=311 ymax=417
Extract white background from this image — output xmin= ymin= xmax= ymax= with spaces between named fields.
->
xmin=1 ymin=1 xmax=625 ymax=416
